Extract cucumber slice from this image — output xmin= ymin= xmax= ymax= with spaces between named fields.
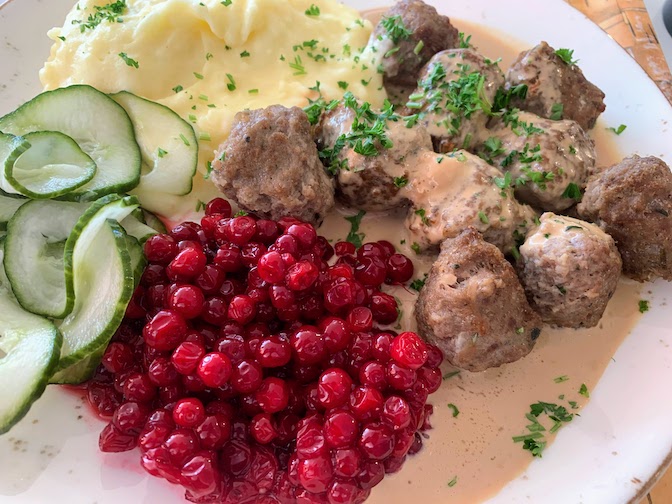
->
xmin=0 ymin=132 xmax=30 ymax=196
xmin=0 ymin=193 xmax=27 ymax=229
xmin=0 ymin=244 xmax=62 ymax=434
xmin=110 ymin=91 xmax=197 ymax=198
xmin=4 ymin=200 xmax=86 ymax=318
xmin=126 ymin=234 xmax=146 ymax=287
xmin=122 ymin=213 xmax=159 ymax=244
xmin=143 ymin=210 xmax=167 ymax=234
xmin=0 ymin=85 xmax=141 ymax=200
xmin=6 ymin=131 xmax=97 ymax=199
xmin=49 ymin=345 xmax=104 ymax=385
xmin=56 ymin=213 xmax=137 ymax=370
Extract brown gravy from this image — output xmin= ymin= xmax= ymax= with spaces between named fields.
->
xmin=319 ymin=10 xmax=643 ymax=503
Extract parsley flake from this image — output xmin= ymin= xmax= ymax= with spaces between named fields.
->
xmin=305 ymin=4 xmax=320 ymax=16
xmin=226 ymin=73 xmax=236 ymax=91
xmin=555 ymin=48 xmax=578 ymax=65
xmin=72 ymin=0 xmax=126 ymax=32
xmin=639 ymin=299 xmax=650 ymax=313
xmin=345 ymin=210 xmax=366 ymax=248
xmin=415 ymin=208 xmax=430 ymax=225
xmin=118 ymin=52 xmax=139 ymax=68
xmin=607 ymin=124 xmax=627 ymax=135
xmin=578 ymin=384 xmax=590 ymax=398
xmin=553 ymin=375 xmax=569 ymax=384
xmin=448 ymin=476 xmax=458 ymax=488
xmin=550 ymin=102 xmax=564 ymax=120
xmin=380 ymin=15 xmax=413 ymax=44
xmin=561 ymin=182 xmax=582 ymax=201
xmin=393 ymin=176 xmax=408 ymax=188
xmin=157 ymin=148 xmax=168 ymax=158
xmin=411 ymin=242 xmax=421 ymax=254
xmin=447 ymin=403 xmax=460 ymax=418
xmin=172 ymin=85 xmax=184 ymax=93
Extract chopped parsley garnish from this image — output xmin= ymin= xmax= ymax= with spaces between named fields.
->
xmin=513 ymin=401 xmax=575 ymax=458
xmin=410 ymin=273 xmax=428 ymax=292
xmin=550 ymin=102 xmax=564 ymax=120
xmin=234 ymin=210 xmax=249 ymax=217
xmin=555 ymin=48 xmax=578 ymax=65
xmin=493 ymin=171 xmax=513 ymax=197
xmin=413 ymin=40 xmax=425 ymax=55
xmin=199 ymin=132 xmax=211 ymax=141
xmin=578 ymin=383 xmax=590 ymax=397
xmin=172 ymin=85 xmax=184 ymax=93
xmin=479 ymin=136 xmax=505 ymax=165
xmin=194 ymin=72 xmax=204 ymax=80
xmin=553 ymin=375 xmax=569 ymax=384
xmin=448 ymin=476 xmax=458 ymax=488
xmin=118 ymin=52 xmax=139 ymax=68
xmin=556 ymin=285 xmax=567 ymax=295
xmin=305 ymin=4 xmax=320 ymax=16
xmin=338 ymin=81 xmax=349 ymax=90
xmin=204 ymin=161 xmax=214 ymax=180
xmin=289 ymin=55 xmax=307 ymax=75
xmin=565 ymin=225 xmax=583 ymax=231
xmin=607 ymin=124 xmax=627 ymax=135
xmin=447 ymin=403 xmax=460 ymax=418
xmin=157 ymin=148 xmax=168 ymax=158
xmin=345 ymin=210 xmax=366 ymax=249
xmin=58 ymin=36 xmax=66 ymax=41
xmin=568 ymin=400 xmax=579 ymax=409
xmin=381 ymin=15 xmax=413 ymax=44
xmin=72 ymin=0 xmax=126 ymax=32
xmin=393 ymin=176 xmax=408 ymax=188
xmin=639 ymin=299 xmax=650 ymax=313
xmin=179 ymin=134 xmax=191 ymax=147
xmin=458 ymin=31 xmax=472 ymax=49
xmin=206 ymin=52 xmax=213 ymax=60
xmin=411 ymin=242 xmax=421 ymax=254
xmin=226 ymin=73 xmax=236 ymax=91
xmin=221 ymin=0 xmax=232 ymax=5
xmin=523 ymin=438 xmax=546 ymax=457
xmin=561 ymin=182 xmax=582 ymax=201
xmin=492 ymin=84 xmax=528 ymax=112
xmin=478 ymin=211 xmax=489 ymax=224
xmin=240 ymin=50 xmax=250 ymax=58
xmin=415 ymin=208 xmax=430 ymax=225
xmin=569 ymin=145 xmax=577 ymax=154
xmin=442 ymin=370 xmax=460 ymax=380
xmin=302 ymin=81 xmax=339 ymax=125
xmin=195 ymin=200 xmax=207 ymax=212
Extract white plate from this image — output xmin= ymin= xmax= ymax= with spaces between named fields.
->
xmin=1 ymin=0 xmax=672 ymax=503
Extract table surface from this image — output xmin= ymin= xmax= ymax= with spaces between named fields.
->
xmin=0 ymin=0 xmax=670 ymax=501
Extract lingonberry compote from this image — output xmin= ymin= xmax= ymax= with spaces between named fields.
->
xmin=85 ymin=197 xmax=442 ymax=504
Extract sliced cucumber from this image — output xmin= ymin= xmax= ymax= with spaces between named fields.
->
xmin=56 ymin=211 xmax=137 ymax=370
xmin=143 ymin=209 xmax=167 ymax=234
xmin=110 ymin=91 xmax=197 ymax=198
xmin=0 ymin=85 xmax=141 ymax=200
xmin=6 ymin=131 xmax=97 ymax=199
xmin=0 ymin=244 xmax=62 ymax=434
xmin=4 ymin=200 xmax=86 ymax=318
xmin=49 ymin=344 xmax=104 ymax=385
xmin=0 ymin=193 xmax=27 ymax=229
xmin=0 ymin=132 xmax=30 ymax=196
xmin=122 ymin=212 xmax=159 ymax=244
xmin=126 ymin=234 xmax=146 ymax=287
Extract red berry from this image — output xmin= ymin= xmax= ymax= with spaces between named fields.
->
xmin=256 ymin=335 xmax=292 ymax=368
xmin=323 ymin=410 xmax=358 ymax=448
xmin=168 ymin=284 xmax=205 ymax=319
xmin=390 ymin=332 xmax=428 ymax=370
xmin=250 ymin=413 xmax=277 ymax=444
xmin=144 ymin=234 xmax=177 ymax=264
xmin=298 ymin=455 xmax=333 ymax=494
xmin=143 ymin=310 xmax=187 ymax=351
xmin=255 ymin=377 xmax=289 ymax=413
xmin=386 ymin=253 xmax=414 ymax=283
xmin=205 ymin=198 xmax=232 ymax=217
xmin=286 ymin=261 xmax=319 ymax=291
xmin=196 ymin=352 xmax=232 ymax=388
xmin=228 ymin=294 xmax=256 ymax=325
xmin=317 ymin=368 xmax=352 ymax=409
xmin=172 ymin=341 xmax=206 ymax=375
xmin=173 ymin=398 xmax=205 ymax=428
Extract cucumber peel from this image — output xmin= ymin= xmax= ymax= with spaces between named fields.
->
xmin=6 ymin=131 xmax=97 ymax=199
xmin=0 ymin=244 xmax=62 ymax=434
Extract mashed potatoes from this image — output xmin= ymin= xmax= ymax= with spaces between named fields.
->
xmin=41 ymin=0 xmax=385 ymax=217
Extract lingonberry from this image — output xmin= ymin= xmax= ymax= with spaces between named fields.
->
xmin=196 ymin=352 xmax=232 ymax=388
xmin=317 ymin=368 xmax=353 ymax=409
xmin=144 ymin=234 xmax=177 ymax=264
xmin=390 ymin=332 xmax=428 ymax=370
xmin=173 ymin=398 xmax=206 ymax=428
xmin=143 ymin=310 xmax=187 ymax=351
xmin=168 ymin=284 xmax=205 ymax=319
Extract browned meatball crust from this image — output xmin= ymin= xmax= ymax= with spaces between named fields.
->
xmin=485 ymin=111 xmax=596 ymax=212
xmin=518 ymin=213 xmax=622 ymax=328
xmin=506 ymin=42 xmax=606 ymax=131
xmin=316 ymin=103 xmax=433 ymax=211
xmin=407 ymin=49 xmax=505 ymax=153
xmin=577 ymin=155 xmax=672 ymax=281
xmin=210 ymin=105 xmax=334 ymax=225
xmin=415 ymin=228 xmax=542 ymax=372
xmin=370 ymin=0 xmax=459 ymax=88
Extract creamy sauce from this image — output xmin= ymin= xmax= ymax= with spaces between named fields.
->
xmin=310 ymin=10 xmax=642 ymax=503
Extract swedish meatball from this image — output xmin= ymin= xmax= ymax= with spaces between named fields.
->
xmin=578 ymin=155 xmax=672 ymax=281
xmin=517 ymin=213 xmax=622 ymax=328
xmin=403 ymin=150 xmax=537 ymax=254
xmin=210 ymin=105 xmax=334 ymax=225
xmin=370 ymin=0 xmax=459 ymax=88
xmin=407 ymin=49 xmax=505 ymax=152
xmin=415 ymin=228 xmax=542 ymax=372
xmin=485 ymin=111 xmax=596 ymax=212
xmin=316 ymin=103 xmax=433 ymax=211
xmin=506 ymin=42 xmax=606 ymax=130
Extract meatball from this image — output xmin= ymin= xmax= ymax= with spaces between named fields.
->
xmin=403 ymin=150 xmax=537 ymax=254
xmin=577 ymin=155 xmax=672 ymax=281
xmin=407 ymin=49 xmax=505 ymax=152
xmin=517 ymin=213 xmax=622 ymax=328
xmin=484 ymin=111 xmax=596 ymax=212
xmin=210 ymin=105 xmax=334 ymax=225
xmin=506 ymin=41 xmax=606 ymax=131
xmin=316 ymin=103 xmax=433 ymax=211
xmin=370 ymin=0 xmax=459 ymax=88
xmin=415 ymin=228 xmax=542 ymax=372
